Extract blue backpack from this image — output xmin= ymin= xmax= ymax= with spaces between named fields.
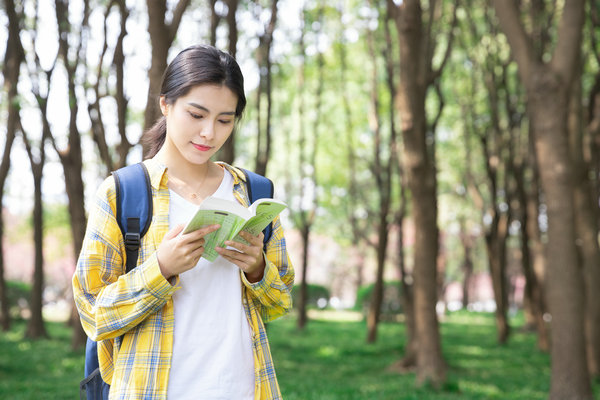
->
xmin=79 ymin=162 xmax=274 ymax=400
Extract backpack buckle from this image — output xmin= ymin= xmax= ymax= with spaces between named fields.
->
xmin=124 ymin=232 xmax=140 ymax=251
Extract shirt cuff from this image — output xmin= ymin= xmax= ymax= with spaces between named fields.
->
xmin=140 ymin=252 xmax=180 ymax=299
xmin=241 ymin=254 xmax=277 ymax=295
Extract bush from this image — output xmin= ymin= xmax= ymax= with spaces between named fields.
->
xmin=354 ymin=281 xmax=403 ymax=320
xmin=5 ymin=280 xmax=31 ymax=319
xmin=292 ymin=283 xmax=330 ymax=309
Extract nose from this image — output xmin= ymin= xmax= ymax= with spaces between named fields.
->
xmin=200 ymin=119 xmax=215 ymax=140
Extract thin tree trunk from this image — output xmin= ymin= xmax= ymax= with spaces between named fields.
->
xmin=143 ymin=0 xmax=191 ymax=139
xmin=459 ymin=219 xmax=473 ymax=310
xmin=254 ymin=0 xmax=278 ymax=176
xmin=219 ymin=0 xmax=240 ymax=164
xmin=0 ymin=0 xmax=25 ymax=331
xmin=569 ymin=66 xmax=600 ymax=379
xmin=24 ymin=159 xmax=48 ymax=339
xmin=297 ymin=226 xmax=310 ymax=329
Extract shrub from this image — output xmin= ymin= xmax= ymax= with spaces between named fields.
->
xmin=5 ymin=280 xmax=31 ymax=318
xmin=292 ymin=283 xmax=330 ymax=309
xmin=354 ymin=281 xmax=403 ymax=320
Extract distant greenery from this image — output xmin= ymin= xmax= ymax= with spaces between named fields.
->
xmin=292 ymin=283 xmax=330 ymax=309
xmin=6 ymin=281 xmax=31 ymax=318
xmin=354 ymin=281 xmax=403 ymax=320
xmin=1 ymin=312 xmax=599 ymax=399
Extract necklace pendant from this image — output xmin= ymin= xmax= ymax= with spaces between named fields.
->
xmin=191 ymin=193 xmax=197 ymax=199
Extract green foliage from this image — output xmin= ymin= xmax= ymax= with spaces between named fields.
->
xmin=292 ymin=283 xmax=330 ymax=309
xmin=354 ymin=281 xmax=403 ymax=319
xmin=5 ymin=281 xmax=31 ymax=316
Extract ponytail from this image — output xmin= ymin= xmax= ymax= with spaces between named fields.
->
xmin=142 ymin=117 xmax=167 ymax=159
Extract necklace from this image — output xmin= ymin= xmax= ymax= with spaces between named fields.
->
xmin=168 ymin=165 xmax=210 ymax=200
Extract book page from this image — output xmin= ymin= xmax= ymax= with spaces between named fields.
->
xmin=183 ymin=209 xmax=247 ymax=262
xmin=233 ymin=200 xmax=287 ymax=245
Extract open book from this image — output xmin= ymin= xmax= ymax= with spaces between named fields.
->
xmin=182 ymin=196 xmax=287 ymax=262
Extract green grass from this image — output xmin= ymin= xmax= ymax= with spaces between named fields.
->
xmin=1 ymin=312 xmax=599 ymax=399
xmin=0 ymin=320 xmax=84 ymax=399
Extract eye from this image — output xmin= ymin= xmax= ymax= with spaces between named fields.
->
xmin=218 ymin=119 xmax=233 ymax=125
xmin=189 ymin=112 xmax=203 ymax=119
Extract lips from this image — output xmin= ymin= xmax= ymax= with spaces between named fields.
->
xmin=192 ymin=143 xmax=212 ymax=152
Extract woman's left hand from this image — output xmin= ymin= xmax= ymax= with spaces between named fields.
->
xmin=216 ymin=231 xmax=265 ymax=283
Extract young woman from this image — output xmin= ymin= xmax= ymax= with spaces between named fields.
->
xmin=73 ymin=44 xmax=294 ymax=400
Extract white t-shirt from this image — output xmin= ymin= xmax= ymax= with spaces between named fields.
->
xmin=166 ymin=170 xmax=255 ymax=400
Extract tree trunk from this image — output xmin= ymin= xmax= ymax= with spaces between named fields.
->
xmin=569 ymin=69 xmax=600 ymax=379
xmin=296 ymin=226 xmax=309 ymax=330
xmin=493 ymin=2 xmax=591 ymax=397
xmin=515 ymin=160 xmax=548 ymax=350
xmin=0 ymin=0 xmax=24 ymax=331
xmin=485 ymin=219 xmax=510 ymax=344
xmin=218 ymin=0 xmax=240 ymax=164
xmin=254 ymin=0 xmax=278 ymax=176
xmin=25 ymin=163 xmax=48 ymax=339
xmin=143 ymin=0 xmax=191 ymax=141
xmin=389 ymin=0 xmax=447 ymax=386
xmin=366 ymin=216 xmax=389 ymax=343
xmin=459 ymin=220 xmax=473 ymax=309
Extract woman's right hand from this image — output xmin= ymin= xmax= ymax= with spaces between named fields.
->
xmin=156 ymin=224 xmax=220 ymax=280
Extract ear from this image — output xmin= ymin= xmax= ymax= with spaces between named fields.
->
xmin=159 ymin=96 xmax=169 ymax=116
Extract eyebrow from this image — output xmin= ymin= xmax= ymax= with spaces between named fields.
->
xmin=187 ymin=102 xmax=236 ymax=116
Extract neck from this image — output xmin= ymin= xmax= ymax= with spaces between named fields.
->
xmin=156 ymin=147 xmax=211 ymax=184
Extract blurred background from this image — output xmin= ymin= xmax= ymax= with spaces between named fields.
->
xmin=1 ymin=0 xmax=600 ymax=399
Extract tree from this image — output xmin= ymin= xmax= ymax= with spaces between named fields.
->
xmin=386 ymin=0 xmax=458 ymax=386
xmin=88 ymin=0 xmax=133 ymax=173
xmin=254 ymin=0 xmax=279 ymax=176
xmin=143 ymin=0 xmax=191 ymax=136
xmin=217 ymin=0 xmax=240 ymax=164
xmin=21 ymin=118 xmax=50 ymax=340
xmin=291 ymin=2 xmax=322 ymax=330
xmin=48 ymin=0 xmax=91 ymax=349
xmin=0 ymin=0 xmax=26 ymax=332
xmin=365 ymin=0 xmax=397 ymax=344
xmin=492 ymin=1 xmax=592 ymax=398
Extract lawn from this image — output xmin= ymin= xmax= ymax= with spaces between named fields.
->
xmin=0 ymin=311 xmax=598 ymax=399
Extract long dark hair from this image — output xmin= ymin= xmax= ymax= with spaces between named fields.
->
xmin=142 ymin=45 xmax=246 ymax=158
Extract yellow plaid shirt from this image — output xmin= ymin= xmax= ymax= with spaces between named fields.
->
xmin=73 ymin=158 xmax=294 ymax=399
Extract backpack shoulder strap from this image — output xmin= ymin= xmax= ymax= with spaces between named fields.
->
xmin=239 ymin=168 xmax=274 ymax=248
xmin=112 ymin=162 xmax=153 ymax=273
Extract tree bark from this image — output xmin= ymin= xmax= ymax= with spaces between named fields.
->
xmin=22 ymin=129 xmax=49 ymax=339
xmin=143 ymin=0 xmax=191 ymax=140
xmin=51 ymin=0 xmax=91 ymax=349
xmin=254 ymin=0 xmax=278 ymax=176
xmin=295 ymin=3 xmax=321 ymax=330
xmin=388 ymin=0 xmax=453 ymax=386
xmin=0 ymin=0 xmax=25 ymax=331
xmin=493 ymin=1 xmax=592 ymax=397
xmin=569 ymin=66 xmax=600 ymax=379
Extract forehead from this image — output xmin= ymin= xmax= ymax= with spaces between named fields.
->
xmin=179 ymin=84 xmax=238 ymax=111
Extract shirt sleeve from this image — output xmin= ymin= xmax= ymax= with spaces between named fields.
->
xmin=72 ymin=176 xmax=178 ymax=341
xmin=241 ymin=215 xmax=295 ymax=323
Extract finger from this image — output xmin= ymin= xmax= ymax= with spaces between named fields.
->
xmin=181 ymin=224 xmax=220 ymax=241
xmin=217 ymin=247 xmax=254 ymax=264
xmin=165 ymin=224 xmax=185 ymax=239
xmin=239 ymin=231 xmax=264 ymax=246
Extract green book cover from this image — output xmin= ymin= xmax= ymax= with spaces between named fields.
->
xmin=181 ymin=196 xmax=287 ymax=261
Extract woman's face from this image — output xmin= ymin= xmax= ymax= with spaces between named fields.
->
xmin=160 ymin=84 xmax=238 ymax=165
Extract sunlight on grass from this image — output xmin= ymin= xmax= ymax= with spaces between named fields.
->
xmin=1 ymin=312 xmax=599 ymax=399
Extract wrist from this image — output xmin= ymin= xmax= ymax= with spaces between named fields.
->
xmin=245 ymin=257 xmax=266 ymax=283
